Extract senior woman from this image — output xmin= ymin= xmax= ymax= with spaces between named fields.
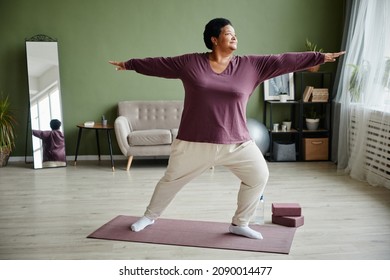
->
xmin=109 ymin=18 xmax=344 ymax=239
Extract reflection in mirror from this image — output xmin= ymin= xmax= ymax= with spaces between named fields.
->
xmin=26 ymin=35 xmax=66 ymax=169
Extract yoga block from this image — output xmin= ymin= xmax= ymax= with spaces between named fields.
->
xmin=272 ymin=215 xmax=304 ymax=227
xmin=272 ymin=203 xmax=301 ymax=216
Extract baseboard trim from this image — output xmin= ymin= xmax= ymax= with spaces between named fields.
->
xmin=8 ymin=155 xmax=169 ymax=162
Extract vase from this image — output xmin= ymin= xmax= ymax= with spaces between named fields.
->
xmin=279 ymin=95 xmax=288 ymax=102
xmin=306 ymin=118 xmax=320 ymax=130
xmin=0 ymin=149 xmax=10 ymax=167
xmin=282 ymin=121 xmax=292 ymax=131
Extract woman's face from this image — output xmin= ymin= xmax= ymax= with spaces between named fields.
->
xmin=214 ymin=25 xmax=237 ymax=51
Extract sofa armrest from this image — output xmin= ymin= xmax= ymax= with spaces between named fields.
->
xmin=114 ymin=116 xmax=132 ymax=156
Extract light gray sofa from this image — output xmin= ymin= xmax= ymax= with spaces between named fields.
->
xmin=114 ymin=100 xmax=184 ymax=170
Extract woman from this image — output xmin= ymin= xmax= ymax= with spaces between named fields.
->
xmin=32 ymin=119 xmax=66 ymax=167
xmin=110 ymin=18 xmax=344 ymax=239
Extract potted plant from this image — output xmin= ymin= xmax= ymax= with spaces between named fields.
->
xmin=305 ymin=38 xmax=323 ymax=72
xmin=304 ymin=106 xmax=322 ymax=130
xmin=348 ymin=61 xmax=370 ymax=103
xmin=0 ymin=94 xmax=17 ymax=167
xmin=348 ymin=64 xmax=361 ymax=102
xmin=279 ymin=92 xmax=288 ymax=102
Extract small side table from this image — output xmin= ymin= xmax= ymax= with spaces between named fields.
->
xmin=74 ymin=123 xmax=115 ymax=171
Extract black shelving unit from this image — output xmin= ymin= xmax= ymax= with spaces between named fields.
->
xmin=263 ymin=100 xmax=300 ymax=161
xmin=263 ymin=71 xmax=333 ymax=161
xmin=297 ymin=71 xmax=332 ymax=161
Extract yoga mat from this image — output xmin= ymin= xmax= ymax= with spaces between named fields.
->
xmin=88 ymin=215 xmax=297 ymax=254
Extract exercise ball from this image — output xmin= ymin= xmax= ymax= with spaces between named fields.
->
xmin=247 ymin=118 xmax=270 ymax=155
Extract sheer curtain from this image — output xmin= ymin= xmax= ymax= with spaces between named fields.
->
xmin=334 ymin=0 xmax=390 ymax=189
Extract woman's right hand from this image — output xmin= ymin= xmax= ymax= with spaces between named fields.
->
xmin=109 ymin=61 xmax=126 ymax=71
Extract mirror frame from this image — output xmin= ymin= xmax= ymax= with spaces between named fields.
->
xmin=25 ymin=34 xmax=66 ymax=169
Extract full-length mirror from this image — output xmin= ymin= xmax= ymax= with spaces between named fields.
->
xmin=26 ymin=35 xmax=66 ymax=169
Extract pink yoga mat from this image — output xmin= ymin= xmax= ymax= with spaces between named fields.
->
xmin=88 ymin=215 xmax=297 ymax=254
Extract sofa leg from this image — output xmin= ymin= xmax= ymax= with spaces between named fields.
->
xmin=126 ymin=156 xmax=133 ymax=171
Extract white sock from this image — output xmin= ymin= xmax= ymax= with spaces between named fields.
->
xmin=229 ymin=224 xmax=263 ymax=240
xmin=130 ymin=216 xmax=154 ymax=232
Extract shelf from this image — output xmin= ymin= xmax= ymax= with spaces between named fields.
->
xmin=263 ymin=71 xmax=333 ymax=162
xmin=266 ymin=100 xmax=299 ymax=105
xmin=270 ymin=128 xmax=299 ymax=134
xmin=302 ymin=101 xmax=330 ymax=104
xmin=302 ymin=129 xmax=329 ymax=133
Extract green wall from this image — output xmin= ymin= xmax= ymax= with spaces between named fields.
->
xmin=0 ymin=0 xmax=345 ymax=157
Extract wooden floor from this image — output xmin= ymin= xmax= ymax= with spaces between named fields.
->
xmin=1 ymin=159 xmax=390 ymax=260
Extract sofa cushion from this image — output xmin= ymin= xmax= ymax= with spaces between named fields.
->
xmin=128 ymin=129 xmax=172 ymax=146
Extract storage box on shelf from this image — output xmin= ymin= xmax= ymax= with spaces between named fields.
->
xmin=303 ymin=137 xmax=329 ymax=160
xmin=273 ymin=141 xmax=296 ymax=161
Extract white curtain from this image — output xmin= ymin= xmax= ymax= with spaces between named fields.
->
xmin=334 ymin=0 xmax=390 ymax=189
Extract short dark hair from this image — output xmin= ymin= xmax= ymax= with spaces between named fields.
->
xmin=50 ymin=119 xmax=61 ymax=130
xmin=203 ymin=18 xmax=232 ymax=50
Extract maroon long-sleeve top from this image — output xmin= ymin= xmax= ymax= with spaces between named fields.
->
xmin=125 ymin=52 xmax=324 ymax=144
xmin=32 ymin=130 xmax=66 ymax=162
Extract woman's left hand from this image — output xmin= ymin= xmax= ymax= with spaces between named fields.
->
xmin=324 ymin=51 xmax=346 ymax=63
xmin=109 ymin=61 xmax=126 ymax=71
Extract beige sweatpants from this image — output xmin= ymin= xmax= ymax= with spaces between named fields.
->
xmin=144 ymin=139 xmax=269 ymax=226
